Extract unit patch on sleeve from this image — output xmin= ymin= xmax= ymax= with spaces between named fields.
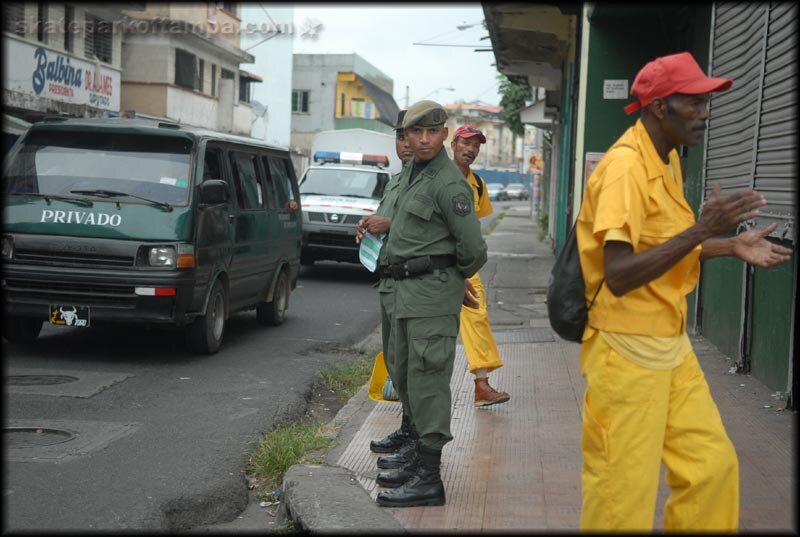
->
xmin=452 ymin=193 xmax=472 ymax=216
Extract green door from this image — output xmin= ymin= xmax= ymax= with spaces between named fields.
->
xmin=227 ymin=149 xmax=273 ymax=310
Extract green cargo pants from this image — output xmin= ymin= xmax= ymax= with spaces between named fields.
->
xmin=380 ymin=290 xmax=412 ymax=418
xmin=393 ymin=314 xmax=460 ymax=451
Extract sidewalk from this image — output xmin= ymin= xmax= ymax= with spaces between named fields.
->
xmin=281 ymin=205 xmax=797 ymax=533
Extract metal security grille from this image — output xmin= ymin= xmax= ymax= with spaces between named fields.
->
xmin=84 ymin=15 xmax=113 ymax=64
xmin=3 ymin=3 xmax=25 ymax=35
xmin=705 ymin=2 xmax=797 ymax=244
xmin=753 ymin=2 xmax=797 ymax=243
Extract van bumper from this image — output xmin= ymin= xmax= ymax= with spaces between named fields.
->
xmin=2 ymin=264 xmax=201 ymax=326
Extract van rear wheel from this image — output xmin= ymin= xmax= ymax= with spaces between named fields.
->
xmin=257 ymin=270 xmax=289 ymax=326
xmin=185 ymin=280 xmax=226 ymax=354
xmin=3 ymin=317 xmax=43 ymax=343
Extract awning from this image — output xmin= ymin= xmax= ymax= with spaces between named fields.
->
xmin=355 ymin=74 xmax=400 ymax=127
xmin=239 ymin=70 xmax=263 ymax=83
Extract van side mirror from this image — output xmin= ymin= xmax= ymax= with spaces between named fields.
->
xmin=198 ymin=179 xmax=229 ymax=205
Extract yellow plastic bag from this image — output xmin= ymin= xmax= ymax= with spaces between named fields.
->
xmin=368 ymin=352 xmax=399 ymax=403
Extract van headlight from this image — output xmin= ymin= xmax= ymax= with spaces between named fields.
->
xmin=148 ymin=246 xmax=176 ymax=267
xmin=1 ymin=235 xmax=13 ymax=260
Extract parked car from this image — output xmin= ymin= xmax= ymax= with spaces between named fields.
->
xmin=2 ymin=117 xmax=302 ymax=354
xmin=502 ymin=182 xmax=529 ymax=200
xmin=486 ymin=182 xmax=506 ymax=201
xmin=298 ymin=151 xmax=391 ymax=266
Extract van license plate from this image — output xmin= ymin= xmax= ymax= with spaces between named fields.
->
xmin=49 ymin=305 xmax=90 ymax=327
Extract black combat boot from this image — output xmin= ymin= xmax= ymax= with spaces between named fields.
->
xmin=377 ymin=438 xmax=416 ymax=469
xmin=375 ymin=448 xmax=419 ymax=488
xmin=369 ymin=411 xmax=412 ymax=453
xmin=376 ymin=445 xmax=445 ymax=507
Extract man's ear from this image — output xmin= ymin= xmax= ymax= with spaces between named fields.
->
xmin=648 ymin=98 xmax=666 ymax=120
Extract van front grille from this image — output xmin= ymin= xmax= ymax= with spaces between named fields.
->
xmin=14 ymin=249 xmax=135 ymax=269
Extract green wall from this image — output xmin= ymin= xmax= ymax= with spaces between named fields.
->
xmin=700 ymin=258 xmax=745 ymax=360
xmin=749 ymin=257 xmax=796 ymax=391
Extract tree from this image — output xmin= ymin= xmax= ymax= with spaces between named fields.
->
xmin=497 ymin=73 xmax=532 ymax=137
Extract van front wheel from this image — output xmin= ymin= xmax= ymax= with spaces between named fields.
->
xmin=257 ymin=270 xmax=289 ymax=326
xmin=3 ymin=317 xmax=43 ymax=343
xmin=185 ymin=280 xmax=226 ymax=354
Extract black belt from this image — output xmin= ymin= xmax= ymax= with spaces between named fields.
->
xmin=379 ymin=255 xmax=456 ymax=280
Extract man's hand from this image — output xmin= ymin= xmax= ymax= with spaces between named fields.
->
xmin=732 ymin=223 xmax=793 ymax=268
xmin=463 ymin=278 xmax=480 ymax=309
xmin=698 ymin=182 xmax=767 ymax=239
xmin=355 ymin=215 xmax=392 ymax=244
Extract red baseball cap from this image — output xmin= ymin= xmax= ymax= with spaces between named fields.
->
xmin=624 ymin=52 xmax=732 ymax=115
xmin=453 ymin=124 xmax=487 ymax=143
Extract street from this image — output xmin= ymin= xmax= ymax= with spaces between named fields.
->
xmin=3 ymin=261 xmax=382 ymax=531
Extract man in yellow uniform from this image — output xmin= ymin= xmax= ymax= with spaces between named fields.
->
xmin=576 ymin=52 xmax=793 ymax=531
xmin=450 ymin=125 xmax=510 ymax=407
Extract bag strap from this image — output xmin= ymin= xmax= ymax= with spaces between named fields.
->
xmin=473 ymin=172 xmax=484 ymax=199
xmin=588 ymin=279 xmax=604 ymax=310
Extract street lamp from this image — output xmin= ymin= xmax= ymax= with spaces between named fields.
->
xmin=419 ymin=87 xmax=455 ymax=101
xmin=456 ymin=21 xmax=483 ymax=31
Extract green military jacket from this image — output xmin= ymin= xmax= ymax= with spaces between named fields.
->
xmin=375 ymin=166 xmax=406 ymax=294
xmin=384 ymin=147 xmax=487 ymax=318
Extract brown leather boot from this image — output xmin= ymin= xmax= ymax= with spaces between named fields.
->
xmin=474 ymin=377 xmax=510 ymax=407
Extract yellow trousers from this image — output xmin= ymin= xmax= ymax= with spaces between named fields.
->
xmin=580 ymin=331 xmax=739 ymax=532
xmin=460 ymin=272 xmax=502 ymax=374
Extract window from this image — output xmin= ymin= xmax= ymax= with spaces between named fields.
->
xmin=3 ymin=3 xmax=26 ymax=36
xmin=197 ymin=59 xmax=204 ymax=92
xmin=229 ymin=151 xmax=264 ymax=210
xmin=175 ymin=48 xmax=196 ymax=89
xmin=292 ymin=90 xmax=309 ymax=113
xmin=64 ymin=5 xmax=74 ymax=52
xmin=239 ymin=76 xmax=255 ymax=103
xmin=221 ymin=68 xmax=235 ymax=80
xmin=211 ymin=65 xmax=217 ymax=96
xmin=263 ymin=155 xmax=294 ymax=208
xmin=85 ymin=15 xmax=112 ymax=63
xmin=221 ymin=2 xmax=237 ymax=16
xmin=37 ymin=2 xmax=47 ymax=44
xmin=202 ymin=147 xmax=224 ymax=183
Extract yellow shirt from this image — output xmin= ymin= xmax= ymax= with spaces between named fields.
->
xmin=592 ymin=223 xmax=690 ymax=370
xmin=576 ymin=119 xmax=702 ymax=338
xmin=466 ymin=170 xmax=493 ymax=219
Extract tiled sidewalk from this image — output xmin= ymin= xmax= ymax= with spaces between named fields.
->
xmin=335 ymin=335 xmax=796 ymax=532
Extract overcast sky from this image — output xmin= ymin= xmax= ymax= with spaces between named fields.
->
xmin=291 ymin=3 xmax=503 ymax=109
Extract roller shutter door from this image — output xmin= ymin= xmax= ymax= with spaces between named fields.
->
xmin=704 ymin=2 xmax=796 ymax=245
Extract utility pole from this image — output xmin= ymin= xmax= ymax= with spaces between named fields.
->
xmin=405 ymin=85 xmax=409 ymax=108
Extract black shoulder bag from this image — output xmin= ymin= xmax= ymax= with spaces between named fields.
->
xmin=546 ymin=221 xmax=603 ymax=343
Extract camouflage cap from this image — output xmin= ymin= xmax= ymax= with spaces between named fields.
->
xmin=402 ymin=100 xmax=448 ymax=129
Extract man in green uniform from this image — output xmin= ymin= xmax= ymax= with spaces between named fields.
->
xmin=373 ymin=100 xmax=488 ymax=508
xmin=357 ymin=111 xmax=419 ymax=463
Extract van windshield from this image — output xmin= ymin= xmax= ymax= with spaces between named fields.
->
xmin=3 ymin=131 xmax=194 ymax=205
xmin=300 ymin=167 xmax=388 ymax=200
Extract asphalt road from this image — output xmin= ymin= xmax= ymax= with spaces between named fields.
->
xmin=3 ymin=200 xmax=525 ymax=531
xmin=3 ymin=262 xmax=382 ymax=531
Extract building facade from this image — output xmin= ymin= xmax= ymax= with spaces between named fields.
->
xmin=290 ymin=53 xmax=399 ymax=157
xmin=2 ymin=3 xmax=138 ymax=122
xmin=119 ymin=3 xmax=256 ymax=135
xmin=484 ymin=2 xmax=797 ymax=405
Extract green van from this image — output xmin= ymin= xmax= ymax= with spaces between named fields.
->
xmin=2 ymin=117 xmax=302 ymax=354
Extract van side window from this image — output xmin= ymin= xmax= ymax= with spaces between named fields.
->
xmin=229 ymin=151 xmax=264 ymax=209
xmin=203 ymin=147 xmax=223 ymax=182
xmin=282 ymin=159 xmax=299 ymax=201
xmin=258 ymin=155 xmax=277 ymax=210
xmin=264 ymin=155 xmax=291 ymax=208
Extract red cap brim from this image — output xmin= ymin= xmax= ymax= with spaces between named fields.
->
xmin=677 ymin=76 xmax=733 ymax=95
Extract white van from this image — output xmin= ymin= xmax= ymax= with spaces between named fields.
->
xmin=298 ymin=151 xmax=390 ymax=265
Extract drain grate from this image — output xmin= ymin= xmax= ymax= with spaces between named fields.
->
xmin=5 ymin=427 xmax=77 ymax=448
xmin=6 ymin=375 xmax=80 ymax=386
xmin=493 ymin=328 xmax=555 ymax=344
